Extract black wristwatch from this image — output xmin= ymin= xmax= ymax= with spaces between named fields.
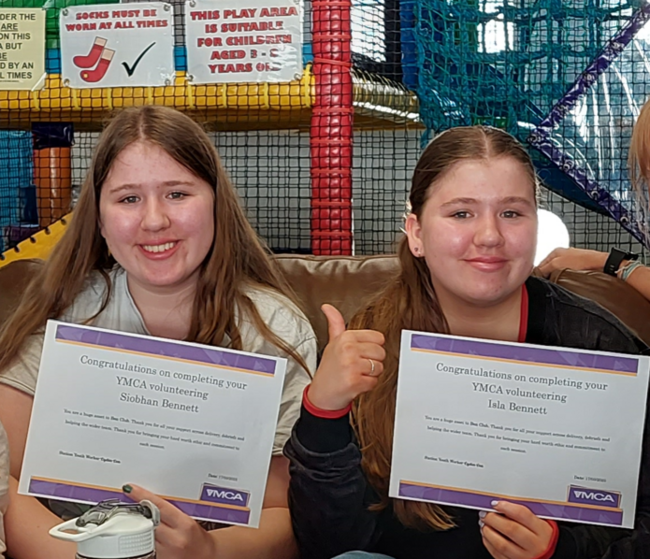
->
xmin=603 ymin=247 xmax=638 ymax=276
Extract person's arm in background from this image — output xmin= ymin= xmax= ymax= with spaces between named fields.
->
xmin=537 ymin=247 xmax=650 ymax=302
xmin=537 ymin=247 xmax=608 ymax=276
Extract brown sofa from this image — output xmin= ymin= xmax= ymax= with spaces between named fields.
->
xmin=1 ymin=256 xmax=650 ymax=350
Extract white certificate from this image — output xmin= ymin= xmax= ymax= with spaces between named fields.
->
xmin=389 ymin=331 xmax=650 ymax=529
xmin=19 ymin=320 xmax=287 ymax=528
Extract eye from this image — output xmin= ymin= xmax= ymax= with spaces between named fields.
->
xmin=119 ymin=195 xmax=139 ymax=204
xmin=451 ymin=211 xmax=470 ymax=219
xmin=502 ymin=210 xmax=521 ymax=218
xmin=168 ymin=191 xmax=187 ymax=200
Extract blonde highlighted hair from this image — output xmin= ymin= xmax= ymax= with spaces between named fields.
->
xmin=629 ymin=98 xmax=650 ymax=234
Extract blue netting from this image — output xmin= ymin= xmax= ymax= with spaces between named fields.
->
xmin=0 ymin=130 xmax=34 ymax=253
xmin=406 ymin=0 xmax=643 ymax=225
xmin=408 ymin=0 xmax=635 ymax=134
xmin=529 ymin=6 xmax=650 ymax=245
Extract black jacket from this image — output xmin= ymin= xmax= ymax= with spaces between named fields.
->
xmin=285 ymin=277 xmax=650 ymax=559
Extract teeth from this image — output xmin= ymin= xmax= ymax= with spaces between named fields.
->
xmin=142 ymin=242 xmax=176 ymax=253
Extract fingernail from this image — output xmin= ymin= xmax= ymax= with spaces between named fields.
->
xmin=479 ymin=519 xmax=485 ymax=528
xmin=478 ymin=510 xmax=486 ymax=518
xmin=122 ymin=484 xmax=132 ymax=494
xmin=491 ymin=500 xmax=499 ymax=507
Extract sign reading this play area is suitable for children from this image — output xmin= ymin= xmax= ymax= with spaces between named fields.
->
xmin=184 ymin=0 xmax=302 ymax=84
xmin=60 ymin=2 xmax=174 ymax=89
xmin=0 ymin=8 xmax=45 ymax=91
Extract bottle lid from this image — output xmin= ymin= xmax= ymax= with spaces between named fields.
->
xmin=50 ymin=499 xmax=160 ymax=559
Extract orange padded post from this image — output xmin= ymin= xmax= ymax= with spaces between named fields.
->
xmin=33 ymin=146 xmax=72 ymax=227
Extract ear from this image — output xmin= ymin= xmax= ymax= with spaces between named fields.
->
xmin=405 ymin=213 xmax=423 ymax=257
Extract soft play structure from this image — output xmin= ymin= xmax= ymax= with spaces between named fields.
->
xmin=1 ymin=0 xmax=650 ymax=262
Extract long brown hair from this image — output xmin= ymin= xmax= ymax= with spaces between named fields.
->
xmin=0 ymin=106 xmax=308 ymax=374
xmin=351 ymin=126 xmax=538 ymax=531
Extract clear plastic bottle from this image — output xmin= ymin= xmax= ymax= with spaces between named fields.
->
xmin=50 ymin=499 xmax=160 ymax=559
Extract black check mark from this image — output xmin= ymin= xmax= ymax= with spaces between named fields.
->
xmin=122 ymin=42 xmax=156 ymax=77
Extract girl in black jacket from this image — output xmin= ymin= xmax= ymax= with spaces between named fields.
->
xmin=285 ymin=125 xmax=650 ymax=559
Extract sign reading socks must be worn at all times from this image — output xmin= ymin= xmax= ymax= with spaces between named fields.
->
xmin=60 ymin=3 xmax=175 ymax=89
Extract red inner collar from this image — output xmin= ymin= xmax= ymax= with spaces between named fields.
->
xmin=518 ymin=284 xmax=528 ymax=343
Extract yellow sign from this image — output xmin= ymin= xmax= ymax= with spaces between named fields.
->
xmin=0 ymin=8 xmax=45 ymax=90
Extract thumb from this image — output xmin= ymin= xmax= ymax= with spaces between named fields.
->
xmin=322 ymin=304 xmax=346 ymax=341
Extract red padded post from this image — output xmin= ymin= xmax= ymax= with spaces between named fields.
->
xmin=310 ymin=0 xmax=353 ymax=255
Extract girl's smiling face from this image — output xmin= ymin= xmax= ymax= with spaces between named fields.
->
xmin=405 ymin=156 xmax=538 ymax=309
xmin=99 ymin=141 xmax=215 ymax=293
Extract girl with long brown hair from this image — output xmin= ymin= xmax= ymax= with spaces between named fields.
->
xmin=285 ymin=125 xmax=649 ymax=559
xmin=0 ymin=105 xmax=316 ymax=559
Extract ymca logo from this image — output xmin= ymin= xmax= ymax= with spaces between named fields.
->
xmin=567 ymin=485 xmax=620 ymax=508
xmin=200 ymin=483 xmax=250 ymax=507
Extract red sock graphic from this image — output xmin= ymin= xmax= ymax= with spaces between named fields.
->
xmin=80 ymin=48 xmax=114 ymax=83
xmin=73 ymin=37 xmax=107 ymax=69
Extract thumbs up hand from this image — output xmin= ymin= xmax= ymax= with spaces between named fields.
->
xmin=308 ymin=304 xmax=386 ymax=411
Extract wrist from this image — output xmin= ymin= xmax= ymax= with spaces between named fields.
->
xmin=618 ymin=260 xmax=644 ymax=282
xmin=604 ymin=247 xmax=639 ymax=276
xmin=532 ymin=519 xmax=559 ymax=559
xmin=303 ymin=385 xmax=352 ymax=419
xmin=594 ymin=251 xmax=609 ymax=271
xmin=205 ymin=529 xmax=223 ymax=559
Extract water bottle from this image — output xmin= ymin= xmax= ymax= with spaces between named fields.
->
xmin=49 ymin=499 xmax=160 ymax=559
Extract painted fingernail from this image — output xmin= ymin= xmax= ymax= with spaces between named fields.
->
xmin=122 ymin=484 xmax=133 ymax=493
xmin=479 ymin=519 xmax=485 ymax=528
xmin=491 ymin=500 xmax=499 ymax=507
xmin=478 ymin=510 xmax=487 ymax=518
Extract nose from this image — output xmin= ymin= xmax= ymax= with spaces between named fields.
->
xmin=141 ymin=197 xmax=170 ymax=231
xmin=474 ymin=213 xmax=504 ymax=248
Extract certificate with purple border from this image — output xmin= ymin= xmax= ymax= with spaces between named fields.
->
xmin=19 ymin=320 xmax=287 ymax=528
xmin=388 ymin=330 xmax=650 ymax=529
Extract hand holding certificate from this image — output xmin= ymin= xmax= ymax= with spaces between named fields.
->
xmin=389 ymin=330 xmax=650 ymax=528
xmin=19 ymin=321 xmax=287 ymax=528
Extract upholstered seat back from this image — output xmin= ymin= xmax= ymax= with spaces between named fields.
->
xmin=2 ymin=257 xmax=650 ymax=351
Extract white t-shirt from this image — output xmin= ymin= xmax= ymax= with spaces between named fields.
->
xmin=0 ymin=266 xmax=316 ymax=455
xmin=0 ymin=421 xmax=8 ymax=559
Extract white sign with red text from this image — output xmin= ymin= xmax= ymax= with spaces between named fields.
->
xmin=185 ymin=0 xmax=302 ymax=84
xmin=60 ymin=3 xmax=174 ymax=89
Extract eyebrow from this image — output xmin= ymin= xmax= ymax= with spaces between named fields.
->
xmin=105 ymin=180 xmax=196 ymax=196
xmin=440 ymin=196 xmax=535 ymax=207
